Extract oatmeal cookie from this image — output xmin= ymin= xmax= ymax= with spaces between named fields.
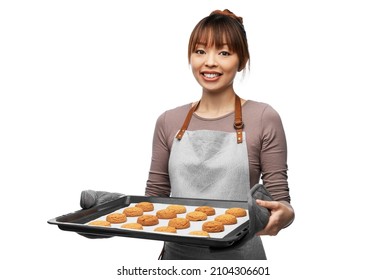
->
xmin=189 ymin=230 xmax=210 ymax=237
xmin=225 ymin=207 xmax=247 ymax=217
xmin=215 ymin=214 xmax=237 ymax=225
xmin=195 ymin=206 xmax=216 ymax=216
xmin=121 ymin=223 xmax=143 ymax=230
xmin=135 ymin=202 xmax=154 ymax=212
xmin=156 ymin=208 xmax=177 ymax=219
xmin=106 ymin=213 xmax=127 ymax=224
xmin=186 ymin=211 xmax=207 ymax=221
xmin=123 ymin=206 xmax=144 ymax=217
xmin=154 ymin=226 xmax=177 ymax=233
xmin=88 ymin=220 xmax=111 ymax=227
xmin=202 ymin=221 xmax=224 ymax=233
xmin=168 ymin=217 xmax=190 ymax=229
xmin=166 ymin=204 xmax=187 ymax=214
xmin=137 ymin=215 xmax=159 ymax=226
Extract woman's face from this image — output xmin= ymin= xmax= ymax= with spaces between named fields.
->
xmin=190 ymin=42 xmax=240 ymax=94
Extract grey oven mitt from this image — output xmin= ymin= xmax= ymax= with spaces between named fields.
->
xmin=80 ymin=190 xmax=124 ymax=209
xmin=78 ymin=190 xmax=124 ymax=239
xmin=247 ymin=184 xmax=273 ymax=237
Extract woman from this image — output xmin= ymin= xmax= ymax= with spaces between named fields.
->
xmin=145 ymin=9 xmax=295 ymax=259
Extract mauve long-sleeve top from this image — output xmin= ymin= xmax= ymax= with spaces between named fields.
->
xmin=145 ymin=100 xmax=291 ymax=203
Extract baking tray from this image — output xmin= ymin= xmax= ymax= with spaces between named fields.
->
xmin=48 ymin=195 xmax=250 ymax=247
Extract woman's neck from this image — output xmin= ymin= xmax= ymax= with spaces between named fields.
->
xmin=194 ymin=90 xmax=238 ymax=119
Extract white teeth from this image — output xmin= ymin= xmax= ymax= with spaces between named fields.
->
xmin=203 ymin=73 xmax=219 ymax=78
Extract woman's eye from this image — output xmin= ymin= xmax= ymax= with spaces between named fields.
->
xmin=219 ymin=51 xmax=230 ymax=56
xmin=195 ymin=49 xmax=205 ymax=54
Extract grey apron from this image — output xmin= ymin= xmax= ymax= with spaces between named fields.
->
xmin=162 ymin=95 xmax=266 ymax=260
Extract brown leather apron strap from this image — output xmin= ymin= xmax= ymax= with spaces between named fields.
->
xmin=176 ymin=101 xmax=200 ymax=140
xmin=234 ymin=94 xmax=244 ymax=144
xmin=176 ymin=95 xmax=244 ymax=143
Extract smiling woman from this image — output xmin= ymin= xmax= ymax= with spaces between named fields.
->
xmin=188 ymin=11 xmax=248 ymax=100
xmin=145 ymin=9 xmax=295 ymax=260
xmin=188 ymin=9 xmax=250 ymax=72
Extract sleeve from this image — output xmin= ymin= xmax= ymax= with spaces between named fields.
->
xmin=145 ymin=112 xmax=172 ymax=197
xmin=260 ymin=105 xmax=291 ymax=203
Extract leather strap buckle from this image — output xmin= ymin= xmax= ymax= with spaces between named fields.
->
xmin=234 ymin=121 xmax=244 ymax=130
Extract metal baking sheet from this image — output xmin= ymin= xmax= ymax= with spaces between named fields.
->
xmin=48 ymin=195 xmax=250 ymax=247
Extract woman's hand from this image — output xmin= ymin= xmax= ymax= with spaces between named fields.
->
xmin=255 ymin=200 xmax=295 ymax=236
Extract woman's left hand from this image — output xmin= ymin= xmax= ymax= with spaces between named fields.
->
xmin=255 ymin=200 xmax=295 ymax=236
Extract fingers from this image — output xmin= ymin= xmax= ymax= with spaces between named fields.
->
xmin=255 ymin=219 xmax=280 ymax=236
xmin=255 ymin=200 xmax=294 ymax=236
xmin=255 ymin=199 xmax=278 ymax=210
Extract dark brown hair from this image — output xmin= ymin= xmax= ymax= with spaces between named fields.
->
xmin=188 ymin=9 xmax=250 ymax=71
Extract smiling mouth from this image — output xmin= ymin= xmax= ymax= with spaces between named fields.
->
xmin=202 ymin=73 xmax=221 ymax=79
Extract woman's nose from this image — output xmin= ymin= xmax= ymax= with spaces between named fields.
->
xmin=205 ymin=52 xmax=218 ymax=67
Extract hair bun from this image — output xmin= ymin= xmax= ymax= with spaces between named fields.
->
xmin=210 ymin=9 xmax=243 ymax=25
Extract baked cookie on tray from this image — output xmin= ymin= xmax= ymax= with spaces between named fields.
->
xmin=189 ymin=230 xmax=210 ymax=237
xmin=215 ymin=214 xmax=237 ymax=225
xmin=135 ymin=202 xmax=154 ymax=212
xmin=121 ymin=223 xmax=143 ymax=230
xmin=186 ymin=211 xmax=207 ymax=221
xmin=106 ymin=213 xmax=127 ymax=224
xmin=154 ymin=226 xmax=177 ymax=233
xmin=166 ymin=204 xmax=187 ymax=214
xmin=88 ymin=220 xmax=111 ymax=227
xmin=195 ymin=206 xmax=216 ymax=216
xmin=202 ymin=221 xmax=225 ymax=233
xmin=168 ymin=218 xmax=190 ymax=229
xmin=137 ymin=215 xmax=159 ymax=226
xmin=156 ymin=209 xmax=177 ymax=219
xmin=225 ymin=207 xmax=247 ymax=217
xmin=123 ymin=206 xmax=144 ymax=217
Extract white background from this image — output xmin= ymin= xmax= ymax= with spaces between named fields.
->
xmin=1 ymin=0 xmax=385 ymax=279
